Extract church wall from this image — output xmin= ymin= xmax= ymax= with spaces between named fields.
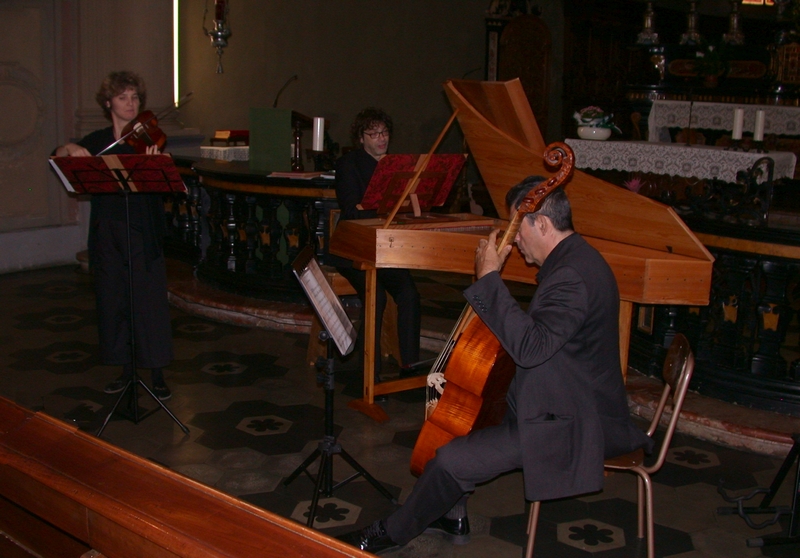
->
xmin=1 ymin=0 xmax=558 ymax=273
xmin=178 ymin=1 xmax=490 ymax=155
xmin=0 ymin=0 xmax=173 ymax=273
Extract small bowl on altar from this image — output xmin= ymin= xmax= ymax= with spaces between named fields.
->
xmin=577 ymin=126 xmax=612 ymax=141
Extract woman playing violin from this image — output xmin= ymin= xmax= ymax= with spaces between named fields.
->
xmin=54 ymin=71 xmax=174 ymax=401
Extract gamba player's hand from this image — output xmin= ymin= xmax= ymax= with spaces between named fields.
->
xmin=145 ymin=144 xmax=160 ymax=155
xmin=475 ymin=229 xmax=512 ymax=279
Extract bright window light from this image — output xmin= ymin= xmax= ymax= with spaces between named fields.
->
xmin=173 ymin=0 xmax=180 ymax=105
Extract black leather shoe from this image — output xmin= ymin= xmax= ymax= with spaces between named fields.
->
xmin=103 ymin=377 xmax=130 ymax=394
xmin=425 ymin=515 xmax=470 ymax=545
xmin=338 ymin=520 xmax=399 ymax=554
xmin=151 ymin=382 xmax=172 ymax=401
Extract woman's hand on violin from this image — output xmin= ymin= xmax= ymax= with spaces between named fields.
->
xmin=144 ymin=144 xmax=160 ymax=155
xmin=475 ymin=229 xmax=512 ymax=279
xmin=56 ymin=143 xmax=92 ymax=157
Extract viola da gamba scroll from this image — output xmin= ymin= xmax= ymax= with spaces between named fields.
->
xmin=409 ymin=142 xmax=575 ymax=477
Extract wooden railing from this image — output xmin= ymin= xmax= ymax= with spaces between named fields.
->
xmin=0 ymin=397 xmax=370 ymax=558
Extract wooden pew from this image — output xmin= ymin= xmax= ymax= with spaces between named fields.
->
xmin=0 ymin=397 xmax=370 ymax=558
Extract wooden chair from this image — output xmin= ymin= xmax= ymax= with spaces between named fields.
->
xmin=305 ymin=265 xmax=399 ymax=366
xmin=525 ymin=333 xmax=695 ymax=558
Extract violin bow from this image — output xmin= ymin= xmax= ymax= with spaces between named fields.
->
xmin=155 ymin=91 xmax=194 ymax=121
xmin=95 ymin=92 xmax=194 ymax=156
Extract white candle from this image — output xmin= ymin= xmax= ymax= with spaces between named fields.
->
xmin=754 ymin=110 xmax=765 ymax=142
xmin=732 ymin=108 xmax=744 ymax=140
xmin=312 ymin=117 xmax=325 ymax=152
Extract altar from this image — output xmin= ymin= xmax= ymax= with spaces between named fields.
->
xmin=564 ymin=138 xmax=797 ymax=183
xmin=567 ymin=136 xmax=800 ymax=417
xmin=647 ymin=100 xmax=800 ymax=143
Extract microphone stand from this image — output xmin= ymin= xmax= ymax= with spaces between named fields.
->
xmin=273 ymin=75 xmax=298 ymax=108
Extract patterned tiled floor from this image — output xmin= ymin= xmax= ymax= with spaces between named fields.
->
xmin=1 ymin=264 xmax=799 ymax=557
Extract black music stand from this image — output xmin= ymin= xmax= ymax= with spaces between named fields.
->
xmin=49 ymin=154 xmax=190 ymax=436
xmin=718 ymin=433 xmax=800 ymax=548
xmin=284 ymin=246 xmax=396 ymax=528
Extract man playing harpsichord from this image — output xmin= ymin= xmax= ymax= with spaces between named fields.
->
xmin=332 ymin=108 xmax=422 ymax=389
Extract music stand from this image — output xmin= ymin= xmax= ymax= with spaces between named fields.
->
xmin=359 ymin=153 xmax=467 ymax=217
xmin=718 ymin=432 xmax=800 ymax=548
xmin=49 ymin=154 xmax=190 ymax=436
xmin=284 ymin=246 xmax=396 ymax=528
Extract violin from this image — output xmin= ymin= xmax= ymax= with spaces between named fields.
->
xmin=120 ymin=110 xmax=167 ymax=153
xmin=96 ymin=92 xmax=193 ymax=156
xmin=95 ymin=110 xmax=166 ymax=156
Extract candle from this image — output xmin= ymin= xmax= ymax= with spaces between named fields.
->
xmin=312 ymin=117 xmax=325 ymax=152
xmin=732 ymin=108 xmax=744 ymax=140
xmin=754 ymin=110 xmax=765 ymax=142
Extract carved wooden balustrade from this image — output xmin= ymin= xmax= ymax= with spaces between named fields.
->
xmin=166 ymin=158 xmax=338 ymax=302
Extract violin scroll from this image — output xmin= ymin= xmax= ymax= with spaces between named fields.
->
xmin=542 ymin=142 xmax=575 ymax=191
xmin=513 ymin=142 xmax=575 ymax=216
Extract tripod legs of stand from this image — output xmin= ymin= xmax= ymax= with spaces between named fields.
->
xmin=718 ymin=433 xmax=800 ymax=548
xmin=283 ymin=333 xmax=396 ymax=528
xmin=287 ymin=434 xmax=397 ymax=528
xmin=95 ymin=189 xmax=188 ymax=437
xmin=97 ymin=374 xmax=189 ymax=436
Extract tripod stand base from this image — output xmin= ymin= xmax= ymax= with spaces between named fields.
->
xmin=97 ymin=376 xmax=189 ymax=437
xmin=718 ymin=433 xmax=800 ymax=549
xmin=284 ymin=435 xmax=396 ymax=528
xmin=287 ymin=332 xmax=394 ymax=528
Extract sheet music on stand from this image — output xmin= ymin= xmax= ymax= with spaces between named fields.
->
xmin=292 ymin=246 xmax=356 ymax=356
xmin=359 ymin=153 xmax=467 ymax=216
xmin=48 ymin=154 xmax=187 ymax=195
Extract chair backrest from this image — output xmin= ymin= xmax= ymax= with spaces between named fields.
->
xmin=644 ymin=333 xmax=695 ymax=473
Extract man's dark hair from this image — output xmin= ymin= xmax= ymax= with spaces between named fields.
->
xmin=506 ymin=176 xmax=574 ymax=232
xmin=350 ymin=107 xmax=393 ymax=145
xmin=95 ymin=71 xmax=147 ymax=121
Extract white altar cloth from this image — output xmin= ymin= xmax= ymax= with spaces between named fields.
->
xmin=647 ymin=100 xmax=800 ymax=142
xmin=565 ymin=139 xmax=796 ymax=183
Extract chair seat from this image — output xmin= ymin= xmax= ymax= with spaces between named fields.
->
xmin=604 ymin=447 xmax=644 ymax=470
xmin=525 ymin=334 xmax=694 ymax=558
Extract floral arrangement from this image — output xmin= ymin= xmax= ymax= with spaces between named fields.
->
xmin=573 ymin=106 xmax=621 ymax=134
xmin=623 ymin=176 xmax=644 ymax=193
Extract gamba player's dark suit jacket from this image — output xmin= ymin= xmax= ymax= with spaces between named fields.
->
xmin=464 ymin=233 xmax=653 ymax=501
